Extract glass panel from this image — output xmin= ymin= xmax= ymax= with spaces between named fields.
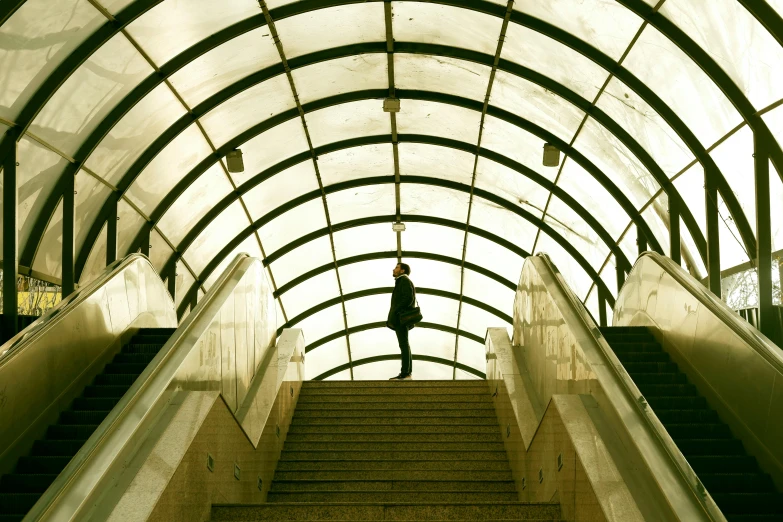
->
xmin=618 ymin=225 xmax=637 ymax=270
xmin=345 ymin=294 xmax=392 ymax=328
xmin=174 ymin=260 xmax=196 ymax=309
xmin=117 ymin=198 xmax=146 ymax=257
xmin=85 ymin=84 xmax=186 ymax=185
xmin=243 ymin=161 xmax=319 ymax=222
xmin=333 ymin=224 xmax=397 ymax=260
xmin=158 ymin=163 xmax=233 ymax=246
xmin=394 ymin=54 xmax=491 ymax=102
xmin=125 ymin=0 xmax=258 ymax=65
xmin=318 ymin=144 xmax=393 ymax=185
xmin=459 ymin=302 xmax=511 ymax=340
xmin=643 ymin=193 xmax=671 ymax=257
xmin=462 ymin=269 xmax=515 ymax=317
xmin=353 ymin=360 xmax=403 ymax=381
xmin=596 ymin=77 xmax=695 ymax=178
xmin=322 ymin=369 xmax=351 ymax=381
xmin=399 ymin=258 xmax=461 ymax=294
xmin=418 ymin=293 xmax=459 ymax=329
xmin=32 ymin=200 xmax=62 ymax=280
xmin=402 ymin=223 xmax=464 ymax=260
xmin=30 ymin=32 xmax=153 ymax=157
xmin=275 ymin=298 xmax=285 ymax=328
xmin=623 ymin=25 xmax=742 ymax=147
xmin=544 ymin=196 xmax=610 ymax=269
xmin=305 ymin=100 xmax=390 ymax=148
xmin=398 ymin=143 xmax=474 ymax=185
xmin=709 ymin=125 xmax=756 ymax=228
xmin=0 ymin=0 xmax=106 ymax=122
xmin=469 ymin=194 xmax=539 ymax=254
xmin=228 ymin=120 xmax=309 ymax=187
xmin=79 ymin=223 xmax=106 ymax=286
xmin=16 ymin=136 xmax=69 ymax=253
xmin=771 ymin=163 xmax=783 ymax=253
xmin=400 ymin=185 xmax=469 ymax=223
xmin=717 ymin=193 xmax=751 ymax=269
xmin=326 ymin=185 xmax=396 ymax=225
xmin=149 ymin=228 xmax=174 ymax=274
xmin=393 ymin=3 xmax=502 ymax=55
xmin=680 ymin=216 xmax=707 ymax=279
xmin=599 ymin=254 xmax=618 ymax=299
xmin=204 ymin=235 xmax=261 ymax=289
xmin=305 ymin=337 xmax=349 ymax=380
xmin=396 ymin=100 xmax=480 ymax=146
xmin=660 ymin=0 xmax=783 ymax=110
xmin=672 ymin=162 xmax=706 ymax=233
xmin=183 ymin=201 xmax=249 ymax=276
xmin=480 ymin=115 xmax=558 ymax=180
xmin=350 ymin=328 xmax=399 ymax=361
xmin=557 ymin=158 xmax=629 ymax=241
xmin=464 ymin=233 xmax=526 ymax=284
xmin=535 ymin=232 xmax=593 ymax=299
xmin=280 ymin=269 xmax=340 ymax=319
xmin=258 ymin=198 xmax=328 ymax=254
xmin=413 ymin=329 xmax=456 ymax=361
xmin=410 ymin=360 xmax=453 ymax=380
xmin=292 ymin=303 xmax=345 ymax=345
xmin=75 ymin=171 xmax=113 ymax=254
xmin=501 ymin=23 xmax=610 ymax=102
xmin=275 ymin=3 xmax=385 ymax=59
xmin=490 ymin=71 xmax=585 ymax=143
xmin=455 ymin=368 xmax=481 ymax=380
xmin=455 ymin=338 xmax=487 ymax=373
xmin=125 ymin=123 xmax=212 ymax=217
xmin=763 ymin=105 xmax=783 ymax=153
xmin=293 ymin=54 xmax=387 ymax=106
xmin=584 ymin=287 xmax=600 ymax=324
xmin=268 ymin=236 xmax=334 ymax=287
xmin=199 ymin=74 xmax=295 ymax=148
xmin=169 ymin=27 xmax=282 ymax=108
xmin=340 ymin=258 xmax=394 ymax=294
xmin=474 ymin=157 xmax=549 ymax=218
xmin=516 ymin=0 xmax=643 ymax=61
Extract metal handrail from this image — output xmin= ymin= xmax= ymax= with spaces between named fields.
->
xmin=639 ymin=252 xmax=783 ymax=372
xmin=534 ymin=253 xmax=725 ymax=522
xmin=0 ymin=254 xmax=170 ymax=363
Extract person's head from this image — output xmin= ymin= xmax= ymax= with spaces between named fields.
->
xmin=392 ymin=262 xmax=411 ymax=278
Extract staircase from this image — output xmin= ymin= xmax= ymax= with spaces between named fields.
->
xmin=602 ymin=326 xmax=783 ymax=522
xmin=0 ymin=327 xmax=176 ymax=522
xmin=211 ymin=380 xmax=562 ymax=521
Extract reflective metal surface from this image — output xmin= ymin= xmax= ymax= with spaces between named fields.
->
xmin=0 ymin=254 xmax=176 ymax=476
xmin=501 ymin=254 xmax=724 ymax=522
xmin=614 ymin=252 xmax=783 ymax=489
xmin=26 ymin=254 xmax=280 ymax=522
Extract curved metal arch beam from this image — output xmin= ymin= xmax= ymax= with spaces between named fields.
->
xmin=13 ymin=0 xmax=755 ymax=267
xmin=738 ymin=0 xmax=783 ymax=51
xmin=173 ymin=179 xmax=617 ymax=318
xmin=314 ymin=353 xmax=485 ymax=380
xmin=156 ymin=132 xmax=633 ymax=280
xmin=278 ymin=286 xmax=513 ymax=337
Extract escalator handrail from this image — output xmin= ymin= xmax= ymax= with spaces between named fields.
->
xmin=27 ymin=253 xmax=259 ymax=522
xmin=636 ymin=251 xmax=783 ymax=373
xmin=0 ymin=254 xmax=171 ymax=364
xmin=533 ymin=253 xmax=725 ymax=522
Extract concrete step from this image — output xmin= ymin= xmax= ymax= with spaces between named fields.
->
xmin=272 ymin=470 xmax=513 ymax=481
xmin=302 ymin=381 xmax=489 ymax=388
xmin=297 ymin=395 xmax=492 ymax=404
xmin=211 ymin=502 xmax=561 ymax=520
xmin=287 ymin=425 xmax=499 ymax=434
xmin=291 ymin=417 xmax=498 ymax=426
xmin=266 ymin=491 xmax=519 ymax=503
xmin=283 ymin=441 xmax=505 ymax=452
xmin=284 ymin=432 xmax=502 ymax=443
xmin=301 ymin=386 xmax=489 ymax=396
xmin=275 ymin=460 xmax=512 ymax=472
xmin=269 ymin=480 xmax=516 ymax=492
xmin=293 ymin=409 xmax=495 ymax=418
xmin=279 ymin=450 xmax=508 ymax=462
xmin=295 ymin=402 xmax=494 ymax=411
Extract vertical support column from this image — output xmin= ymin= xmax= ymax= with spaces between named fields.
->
xmin=139 ymin=222 xmax=151 ymax=258
xmin=705 ymin=165 xmax=722 ymax=297
xmin=636 ymin=226 xmax=647 ymax=256
xmin=598 ymin=287 xmax=607 ymax=328
xmin=669 ymin=195 xmax=681 ymax=265
xmin=166 ymin=259 xmax=177 ymax=302
xmin=616 ymin=262 xmax=625 ymax=294
xmin=3 ymin=130 xmax=19 ymax=338
xmin=62 ymin=171 xmax=76 ymax=297
xmin=106 ymin=192 xmax=118 ymax=265
xmin=754 ymin=131 xmax=775 ymax=342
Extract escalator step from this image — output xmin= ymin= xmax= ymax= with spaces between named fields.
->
xmin=645 ymin=396 xmax=707 ymax=409
xmin=710 ymin=492 xmax=783 ymax=514
xmin=82 ymin=384 xmax=130 ymax=398
xmin=654 ymin=409 xmax=719 ymax=423
xmin=699 ymin=473 xmax=775 ymax=493
xmin=674 ymin=438 xmax=745 ymax=456
xmin=0 ymin=493 xmax=39 ymax=514
xmin=614 ymin=352 xmax=671 ymax=363
xmin=15 ymin=456 xmax=72 ymax=474
xmin=0 ymin=474 xmax=57 ymax=493
xmin=629 ymin=373 xmax=688 ymax=385
xmin=636 ymin=383 xmax=699 ymax=397
xmin=605 ymin=341 xmax=662 ymax=352
xmin=112 ymin=353 xmax=157 ymax=365
xmin=93 ymin=373 xmax=139 ymax=386
xmin=59 ymin=410 xmax=111 ymax=425
xmin=122 ymin=343 xmax=165 ymax=354
xmin=103 ymin=363 xmax=148 ymax=374
xmin=31 ymin=440 xmax=86 ymax=457
xmin=621 ymin=361 xmax=679 ymax=372
xmin=46 ymin=424 xmax=100 ymax=440
xmin=71 ymin=396 xmax=120 ymax=411
xmin=687 ymin=455 xmax=759 ymax=473
xmin=665 ymin=423 xmax=732 ymax=439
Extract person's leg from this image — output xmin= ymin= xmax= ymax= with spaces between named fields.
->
xmin=395 ymin=324 xmax=411 ymax=377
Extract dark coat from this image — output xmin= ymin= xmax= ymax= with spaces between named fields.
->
xmin=387 ymin=274 xmax=416 ymax=329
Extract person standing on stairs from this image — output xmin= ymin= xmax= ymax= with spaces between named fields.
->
xmin=387 ymin=262 xmax=420 ymax=380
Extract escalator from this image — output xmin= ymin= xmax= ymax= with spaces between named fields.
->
xmin=0 ymin=328 xmax=175 ymax=521
xmin=602 ymin=326 xmax=781 ymax=521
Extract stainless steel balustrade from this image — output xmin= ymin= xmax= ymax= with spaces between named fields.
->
xmin=23 ymin=253 xmax=288 ymax=522
xmin=0 ymin=254 xmax=177 ymax=478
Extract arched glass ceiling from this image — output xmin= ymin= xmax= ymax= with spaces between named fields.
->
xmin=2 ymin=0 xmax=783 ymax=380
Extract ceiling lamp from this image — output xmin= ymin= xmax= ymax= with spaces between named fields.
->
xmin=383 ymin=98 xmax=400 ymax=112
xmin=226 ymin=149 xmax=244 ymax=173
xmin=543 ymin=143 xmax=560 ymax=167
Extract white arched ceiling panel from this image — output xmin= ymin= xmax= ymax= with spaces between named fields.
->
xmin=148 ymin=228 xmax=174 ymax=274
xmin=304 ymin=338 xmax=350 ymax=380
xmin=545 ymin=196 xmax=610 ymax=269
xmin=80 ymin=225 xmax=107 ymax=287
xmin=416 ymin=294 xmax=460 ymax=329
xmin=464 ymin=234 xmax=525 ymax=284
xmin=400 ymin=185 xmax=469 ymax=223
xmin=469 ymin=195 xmax=539 ymax=254
xmin=280 ymin=270 xmax=341 ymax=320
xmin=183 ymin=201 xmax=249 ymax=275
xmin=268 ymin=236 xmax=334 ymax=287
xmin=292 ymin=54 xmax=388 ymax=105
xmin=74 ymin=171 xmax=114 ymax=253
xmin=672 ymin=163 xmax=707 ymax=233
xmin=414 ymin=329 xmax=458 ymax=361
xmin=291 ymin=302 xmax=345 ymax=346
xmin=174 ymin=260 xmax=196 ymax=309
xmin=258 ymin=198 xmax=328 ymax=254
xmin=305 ymin=99 xmax=390 ymax=148
xmin=400 ymin=258 xmax=461 ymax=295
xmin=398 ymin=143 xmax=474 ymax=185
xmin=242 ymin=161 xmax=319 ymax=222
xmin=480 ymin=116 xmax=557 ymax=180
xmin=474 ymin=157 xmax=549 ymax=218
xmin=229 ymin=121 xmax=310 ymax=186
xmin=332 ymin=224 xmax=396 ymax=260
xmin=115 ymin=199 xmax=146 ymax=256
xmin=31 ymin=200 xmax=63 ymax=280
xmin=349 ymin=328 xmax=400 ymax=362
xmin=394 ymin=54 xmax=491 ymax=101
xmin=203 ymin=233 xmax=261 ymax=289
xmin=318 ymin=144 xmax=393 ymax=185
xmin=709 ymin=125 xmax=757 ymax=227
xmin=535 ymin=232 xmax=593 ymax=299
xmin=326 ymin=185 xmax=397 ymax=225
xmin=456 ymin=337 xmax=488 ymax=373
xmin=402 ymin=223 xmax=465 ymax=260
xmin=462 ymin=270 xmax=515 ymax=316
xmin=352 ymin=360 xmax=405 ymax=381
xmin=345 ymin=294 xmax=393 ymax=328
xmin=340 ymin=259 xmax=396 ymax=295
xmin=395 ymin=100 xmax=481 ymax=144
xmin=459 ymin=302 xmax=511 ymax=340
